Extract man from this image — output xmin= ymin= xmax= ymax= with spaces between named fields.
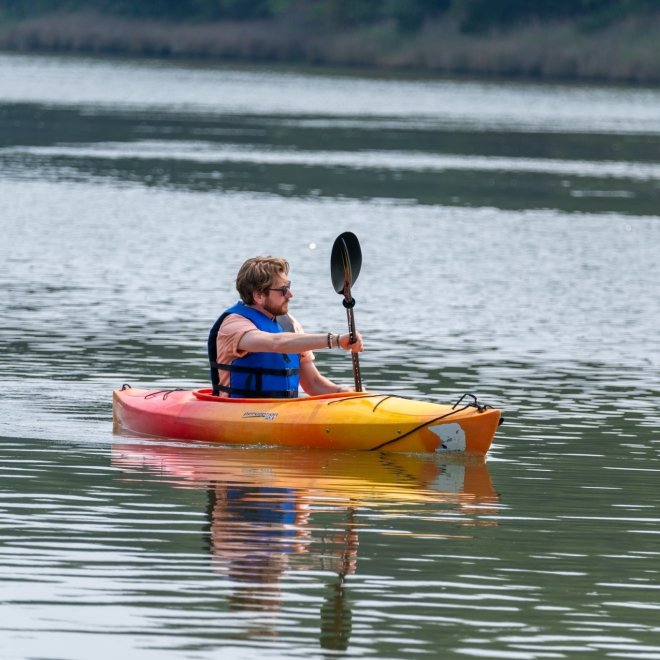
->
xmin=208 ymin=256 xmax=364 ymax=398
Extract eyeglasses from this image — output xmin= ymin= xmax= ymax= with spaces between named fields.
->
xmin=267 ymin=283 xmax=292 ymax=296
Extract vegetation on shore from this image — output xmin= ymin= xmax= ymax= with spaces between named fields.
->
xmin=1 ymin=0 xmax=659 ymax=83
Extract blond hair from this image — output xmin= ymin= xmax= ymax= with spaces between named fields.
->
xmin=236 ymin=256 xmax=289 ymax=305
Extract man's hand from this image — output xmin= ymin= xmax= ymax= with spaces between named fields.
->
xmin=338 ymin=331 xmax=364 ymax=352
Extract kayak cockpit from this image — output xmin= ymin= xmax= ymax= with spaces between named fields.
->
xmin=191 ymin=388 xmax=379 ymax=404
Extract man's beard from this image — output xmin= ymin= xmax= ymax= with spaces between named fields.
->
xmin=262 ymin=297 xmax=288 ymax=318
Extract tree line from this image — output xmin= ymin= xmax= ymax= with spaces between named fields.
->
xmin=1 ymin=0 xmax=657 ymax=32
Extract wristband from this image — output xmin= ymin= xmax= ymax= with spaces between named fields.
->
xmin=326 ymin=332 xmax=332 ymax=349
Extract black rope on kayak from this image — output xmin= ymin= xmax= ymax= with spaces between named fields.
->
xmin=371 ymin=392 xmax=494 ymax=414
xmin=452 ymin=392 xmax=493 ymax=414
xmin=328 ymin=392 xmax=494 ymax=413
xmin=144 ymin=388 xmax=184 ymax=400
xmin=372 ymin=395 xmax=394 ymax=412
xmin=326 ymin=393 xmax=384 ymax=405
xmin=121 ymin=383 xmax=132 ymax=390
xmin=369 ymin=401 xmax=476 ymax=452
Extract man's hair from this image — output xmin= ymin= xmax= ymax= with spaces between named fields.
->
xmin=236 ymin=256 xmax=289 ymax=305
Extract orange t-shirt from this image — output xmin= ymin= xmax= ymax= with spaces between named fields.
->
xmin=216 ymin=313 xmax=313 ymax=397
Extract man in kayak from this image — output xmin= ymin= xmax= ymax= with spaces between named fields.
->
xmin=208 ymin=256 xmax=364 ymax=398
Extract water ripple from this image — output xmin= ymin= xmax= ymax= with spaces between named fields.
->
xmin=5 ymin=141 xmax=660 ymax=181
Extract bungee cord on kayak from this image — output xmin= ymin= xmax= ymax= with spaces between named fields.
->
xmin=368 ymin=393 xmax=499 ymax=452
xmin=452 ymin=393 xmax=495 ymax=414
xmin=144 ymin=388 xmax=184 ymax=401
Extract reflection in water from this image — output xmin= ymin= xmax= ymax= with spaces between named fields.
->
xmin=318 ymin=509 xmax=356 ymax=652
xmin=206 ymin=484 xmax=358 ymax=648
xmin=112 ymin=444 xmax=498 ymax=649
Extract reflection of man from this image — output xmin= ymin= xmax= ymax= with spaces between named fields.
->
xmin=206 ymin=484 xmax=311 ymax=614
xmin=208 ymin=256 xmax=363 ymax=398
xmin=205 ymin=484 xmax=358 ymax=630
xmin=208 ymin=486 xmax=309 ymax=557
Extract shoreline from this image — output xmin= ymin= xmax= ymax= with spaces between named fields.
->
xmin=1 ymin=12 xmax=660 ymax=85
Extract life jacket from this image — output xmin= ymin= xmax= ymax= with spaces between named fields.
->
xmin=207 ymin=301 xmax=300 ymax=398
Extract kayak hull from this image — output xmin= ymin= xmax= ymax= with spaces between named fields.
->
xmin=112 ymin=387 xmax=501 ymax=455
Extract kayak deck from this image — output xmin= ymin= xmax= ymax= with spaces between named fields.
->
xmin=112 ymin=387 xmax=502 ymax=455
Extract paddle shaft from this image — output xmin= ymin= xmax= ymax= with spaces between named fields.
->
xmin=342 ymin=282 xmax=362 ymax=392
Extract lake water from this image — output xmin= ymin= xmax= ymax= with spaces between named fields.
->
xmin=1 ymin=52 xmax=659 ymax=659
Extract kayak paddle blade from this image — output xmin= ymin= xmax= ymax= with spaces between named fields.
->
xmin=331 ymin=232 xmax=362 ymax=294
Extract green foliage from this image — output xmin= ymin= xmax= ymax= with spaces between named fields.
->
xmin=187 ymin=0 xmax=285 ymax=20
xmin=0 ymin=0 xmax=286 ymax=20
xmin=0 ymin=0 xmax=656 ymax=29
xmin=312 ymin=0 xmax=382 ymax=27
xmin=384 ymin=0 xmax=452 ymax=32
xmin=457 ymin=0 xmax=659 ymax=33
xmin=305 ymin=0 xmax=447 ymax=30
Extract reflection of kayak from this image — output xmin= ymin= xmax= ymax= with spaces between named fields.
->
xmin=111 ymin=443 xmax=498 ymax=506
xmin=112 ymin=387 xmax=502 ymax=455
xmin=113 ymin=442 xmax=498 ymax=613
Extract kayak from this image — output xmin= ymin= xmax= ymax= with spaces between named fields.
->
xmin=112 ymin=386 xmax=502 ymax=454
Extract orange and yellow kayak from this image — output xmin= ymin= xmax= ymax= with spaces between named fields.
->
xmin=113 ymin=386 xmax=502 ymax=454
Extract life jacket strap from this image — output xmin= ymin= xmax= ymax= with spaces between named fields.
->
xmin=210 ymin=362 xmax=300 ymax=377
xmin=210 ymin=361 xmax=300 ymax=397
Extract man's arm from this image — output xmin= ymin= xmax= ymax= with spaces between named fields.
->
xmin=238 ymin=330 xmax=363 ymax=354
xmin=298 ymin=360 xmax=352 ymax=395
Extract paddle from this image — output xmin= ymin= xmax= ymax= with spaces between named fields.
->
xmin=330 ymin=232 xmax=363 ymax=392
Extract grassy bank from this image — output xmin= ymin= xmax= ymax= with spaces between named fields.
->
xmin=1 ymin=11 xmax=660 ymax=84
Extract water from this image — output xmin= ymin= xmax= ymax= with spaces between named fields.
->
xmin=1 ymin=52 xmax=659 ymax=658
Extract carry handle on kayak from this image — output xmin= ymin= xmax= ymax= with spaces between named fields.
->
xmin=330 ymin=232 xmax=363 ymax=392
